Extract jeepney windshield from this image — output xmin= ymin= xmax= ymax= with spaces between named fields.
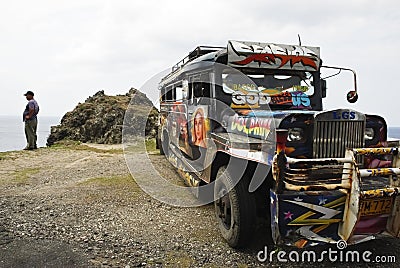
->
xmin=222 ymin=70 xmax=316 ymax=109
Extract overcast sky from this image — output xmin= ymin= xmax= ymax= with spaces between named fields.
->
xmin=1 ymin=0 xmax=399 ymax=126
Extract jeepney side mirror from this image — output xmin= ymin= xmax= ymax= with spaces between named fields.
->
xmin=347 ymin=90 xmax=358 ymax=103
xmin=321 ymin=79 xmax=327 ymax=98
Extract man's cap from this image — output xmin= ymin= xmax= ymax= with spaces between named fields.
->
xmin=24 ymin=90 xmax=34 ymax=96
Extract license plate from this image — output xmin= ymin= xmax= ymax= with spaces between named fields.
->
xmin=360 ymin=197 xmax=393 ymax=216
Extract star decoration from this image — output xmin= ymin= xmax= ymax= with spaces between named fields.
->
xmin=318 ymin=196 xmax=328 ymax=205
xmin=294 ymin=196 xmax=303 ymax=202
xmin=284 ymin=211 xmax=294 ymax=220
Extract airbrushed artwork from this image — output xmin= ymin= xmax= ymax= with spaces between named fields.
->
xmin=157 ymin=40 xmax=400 ymax=249
xmin=191 ymin=107 xmax=208 ymax=148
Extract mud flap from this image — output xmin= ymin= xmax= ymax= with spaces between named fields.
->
xmin=338 ymin=149 xmax=360 ymax=241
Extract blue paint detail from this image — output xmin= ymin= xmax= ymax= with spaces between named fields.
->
xmin=333 ymin=111 xmax=356 ymax=120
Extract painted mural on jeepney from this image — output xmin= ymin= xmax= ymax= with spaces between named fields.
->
xmin=227 ymin=113 xmax=273 ymax=140
xmin=227 ymin=40 xmax=321 ymax=71
xmin=190 ymin=106 xmax=209 ymax=148
xmin=224 ymin=85 xmax=312 ymax=109
xmin=276 ymin=191 xmax=346 ymax=247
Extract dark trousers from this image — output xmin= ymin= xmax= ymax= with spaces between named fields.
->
xmin=25 ymin=118 xmax=38 ymax=149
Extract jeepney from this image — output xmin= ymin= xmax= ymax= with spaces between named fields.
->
xmin=157 ymin=40 xmax=400 ymax=248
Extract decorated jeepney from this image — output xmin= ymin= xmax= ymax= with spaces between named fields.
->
xmin=157 ymin=40 xmax=400 ymax=248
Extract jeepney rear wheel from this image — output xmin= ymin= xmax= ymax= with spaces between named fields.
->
xmin=214 ymin=166 xmax=256 ymax=248
xmin=160 ymin=131 xmax=168 ymax=155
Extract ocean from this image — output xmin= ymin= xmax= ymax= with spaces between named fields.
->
xmin=0 ymin=115 xmax=61 ymax=152
xmin=0 ymin=115 xmax=399 ymax=152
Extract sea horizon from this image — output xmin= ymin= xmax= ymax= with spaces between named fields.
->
xmin=0 ymin=115 xmax=400 ymax=152
xmin=0 ymin=115 xmax=61 ymax=152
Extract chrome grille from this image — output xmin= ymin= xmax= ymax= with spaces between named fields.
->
xmin=313 ymin=117 xmax=365 ymax=158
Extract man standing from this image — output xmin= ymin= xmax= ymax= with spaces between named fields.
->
xmin=23 ymin=90 xmax=39 ymax=150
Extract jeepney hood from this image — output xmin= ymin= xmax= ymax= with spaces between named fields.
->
xmin=224 ymin=109 xmax=367 ymax=156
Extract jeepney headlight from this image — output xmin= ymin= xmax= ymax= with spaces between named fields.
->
xmin=287 ymin=128 xmax=304 ymax=142
xmin=365 ymin=127 xmax=375 ymax=140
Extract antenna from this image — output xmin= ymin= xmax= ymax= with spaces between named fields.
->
xmin=298 ymin=34 xmax=302 ymax=46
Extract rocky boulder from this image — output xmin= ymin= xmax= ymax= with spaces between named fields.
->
xmin=47 ymin=88 xmax=158 ymax=145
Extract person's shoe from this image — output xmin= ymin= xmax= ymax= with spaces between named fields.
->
xmin=23 ymin=146 xmax=34 ymax=150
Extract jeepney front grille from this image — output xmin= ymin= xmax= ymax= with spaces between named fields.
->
xmin=313 ymin=120 xmax=365 ymax=158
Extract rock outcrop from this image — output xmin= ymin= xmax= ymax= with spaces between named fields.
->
xmin=47 ymin=88 xmax=158 ymax=145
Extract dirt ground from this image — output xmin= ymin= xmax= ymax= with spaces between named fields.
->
xmin=0 ymin=143 xmax=399 ymax=267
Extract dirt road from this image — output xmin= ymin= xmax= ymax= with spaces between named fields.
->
xmin=0 ymin=144 xmax=399 ymax=267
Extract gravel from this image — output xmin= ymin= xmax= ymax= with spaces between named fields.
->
xmin=0 ymin=145 xmax=399 ymax=267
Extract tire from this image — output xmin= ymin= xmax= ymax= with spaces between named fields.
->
xmin=159 ymin=138 xmax=165 ymax=155
xmin=214 ymin=166 xmax=256 ymax=248
xmin=160 ymin=132 xmax=168 ymax=155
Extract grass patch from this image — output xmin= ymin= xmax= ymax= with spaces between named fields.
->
xmin=0 ymin=151 xmax=11 ymax=160
xmin=78 ymin=174 xmax=142 ymax=203
xmin=75 ymin=144 xmax=123 ymax=154
xmin=49 ymin=140 xmax=123 ymax=154
xmin=124 ymin=138 xmax=159 ymax=154
xmin=12 ymin=167 xmax=40 ymax=185
xmin=49 ymin=139 xmax=82 ymax=148
xmin=145 ymin=138 xmax=157 ymax=152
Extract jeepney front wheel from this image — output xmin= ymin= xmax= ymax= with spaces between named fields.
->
xmin=214 ymin=166 xmax=256 ymax=248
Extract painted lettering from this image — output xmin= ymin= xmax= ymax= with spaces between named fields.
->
xmin=232 ymin=92 xmax=271 ymax=106
xmin=230 ymin=115 xmax=272 ymax=139
xmin=332 ymin=111 xmax=357 ymax=120
xmin=292 ymin=92 xmax=311 ymax=107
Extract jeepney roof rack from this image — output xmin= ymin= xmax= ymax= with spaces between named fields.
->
xmin=171 ymin=45 xmax=225 ymax=72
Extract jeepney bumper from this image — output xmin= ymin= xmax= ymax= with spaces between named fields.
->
xmin=271 ymin=146 xmax=400 ymax=247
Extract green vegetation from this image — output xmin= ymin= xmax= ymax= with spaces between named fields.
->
xmin=5 ymin=167 xmax=41 ymax=185
xmin=15 ymin=167 xmax=40 ymax=184
xmin=0 ymin=151 xmax=10 ymax=160
xmin=123 ymin=138 xmax=159 ymax=154
xmin=78 ymin=174 xmax=142 ymax=204
xmin=145 ymin=138 xmax=157 ymax=152
xmin=49 ymin=140 xmax=123 ymax=154
xmin=80 ymin=174 xmax=136 ymax=187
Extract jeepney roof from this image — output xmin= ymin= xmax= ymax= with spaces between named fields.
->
xmin=160 ymin=40 xmax=322 ymax=86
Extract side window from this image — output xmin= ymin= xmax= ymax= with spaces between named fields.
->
xmin=193 ymin=82 xmax=203 ymax=98
xmin=161 ymin=87 xmax=166 ymax=101
xmin=191 ymin=73 xmax=211 ymax=99
xmin=166 ymin=86 xmax=173 ymax=101
xmin=175 ymin=87 xmax=183 ymax=101
xmin=201 ymin=73 xmax=211 ymax=98
xmin=182 ymin=80 xmax=189 ymax=100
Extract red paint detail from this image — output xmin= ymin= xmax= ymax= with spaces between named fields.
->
xmin=276 ymin=129 xmax=288 ymax=153
xmin=284 ymin=211 xmax=294 ymax=220
xmin=232 ymin=53 xmax=276 ymax=66
xmin=232 ymin=53 xmax=318 ymax=70
xmin=354 ymin=215 xmax=389 ymax=234
xmin=276 ymin=55 xmax=318 ymax=70
xmin=270 ymin=92 xmax=292 ymax=105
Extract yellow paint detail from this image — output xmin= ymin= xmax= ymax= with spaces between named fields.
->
xmin=288 ymin=196 xmax=346 ymax=226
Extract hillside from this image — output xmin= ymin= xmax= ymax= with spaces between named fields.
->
xmin=46 ymin=88 xmax=158 ymax=145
